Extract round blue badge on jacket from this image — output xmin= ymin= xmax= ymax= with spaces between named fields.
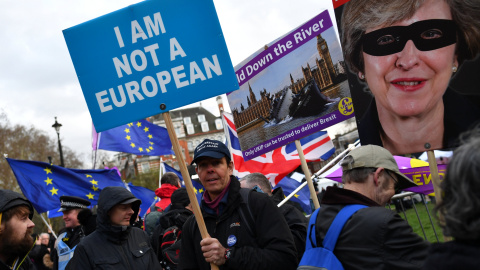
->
xmin=227 ymin=235 xmax=237 ymax=247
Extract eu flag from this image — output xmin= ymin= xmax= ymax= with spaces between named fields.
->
xmin=127 ymin=182 xmax=155 ymax=218
xmin=191 ymin=179 xmax=205 ymax=205
xmin=96 ymin=119 xmax=174 ymax=156
xmin=275 ymin=176 xmax=312 ymax=214
xmin=162 ymin=162 xmax=183 ymax=181
xmin=6 ymin=158 xmax=125 ymax=213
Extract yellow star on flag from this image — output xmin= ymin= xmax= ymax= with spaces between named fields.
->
xmin=44 ymin=167 xmax=52 ymax=174
xmin=85 ymin=174 xmax=92 ymax=178
xmin=130 ymin=143 xmax=136 ymax=148
xmin=92 ymin=185 xmax=99 ymax=191
xmin=90 ymin=179 xmax=98 ymax=185
xmin=86 ymin=193 xmax=95 ymax=200
xmin=138 ymin=147 xmax=143 ymax=152
xmin=44 ymin=177 xmax=53 ymax=185
xmin=148 ymin=134 xmax=153 ymax=139
xmin=49 ymin=187 xmax=58 ymax=195
xmin=126 ymin=135 xmax=131 ymax=141
xmin=146 ymin=149 xmax=151 ymax=153
xmin=127 ymin=123 xmax=133 ymax=127
xmin=294 ymin=194 xmax=299 ymax=198
xmin=193 ymin=187 xmax=198 ymax=194
xmin=149 ymin=142 xmax=154 ymax=145
xmin=149 ymin=146 xmax=153 ymax=150
xmin=124 ymin=128 xmax=130 ymax=133
xmin=144 ymin=127 xmax=149 ymax=132
xmin=136 ymin=122 xmax=142 ymax=127
xmin=199 ymin=188 xmax=204 ymax=193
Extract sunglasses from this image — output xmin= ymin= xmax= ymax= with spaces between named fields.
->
xmin=362 ymin=19 xmax=457 ymax=56
xmin=385 ymin=170 xmax=401 ymax=193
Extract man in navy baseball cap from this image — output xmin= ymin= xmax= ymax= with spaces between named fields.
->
xmin=179 ymin=139 xmax=297 ymax=269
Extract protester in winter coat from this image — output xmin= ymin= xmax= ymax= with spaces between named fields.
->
xmin=65 ymin=187 xmax=161 ymax=270
xmin=179 ymin=139 xmax=297 ymax=270
xmin=151 ymin=187 xmax=192 ymax=257
xmin=240 ymin=173 xmax=307 ymax=261
xmin=314 ymin=145 xmax=429 ymax=269
xmin=0 ymin=189 xmax=36 ymax=270
xmin=29 ymin=233 xmax=51 ymax=270
xmin=146 ymin=172 xmax=181 ymax=215
xmin=151 ymin=187 xmax=193 ymax=269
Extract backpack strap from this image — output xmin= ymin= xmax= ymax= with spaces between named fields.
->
xmin=306 ymin=207 xmax=321 ymax=250
xmin=322 ymin=204 xmax=368 ymax=251
xmin=238 ymin=188 xmax=256 ymax=237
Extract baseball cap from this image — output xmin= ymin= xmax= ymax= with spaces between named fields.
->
xmin=119 ymin=197 xmax=141 ymax=205
xmin=341 ymin=145 xmax=417 ymax=190
xmin=191 ymin=139 xmax=230 ymax=165
xmin=58 ymin=196 xmax=91 ymax=212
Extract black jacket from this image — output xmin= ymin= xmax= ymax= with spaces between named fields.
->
xmin=179 ymin=177 xmax=298 ymax=270
xmin=271 ymin=187 xmax=307 ymax=261
xmin=29 ymin=244 xmax=50 ymax=270
xmin=65 ymin=187 xmax=161 ymax=270
xmin=0 ymin=258 xmax=35 ymax=270
xmin=315 ymin=187 xmax=429 ymax=270
xmin=0 ymin=190 xmax=35 ymax=270
xmin=423 ymin=240 xmax=480 ymax=270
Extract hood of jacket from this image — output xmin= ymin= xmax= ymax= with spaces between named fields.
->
xmin=0 ymin=190 xmax=33 ymax=220
xmin=155 ymin=183 xmax=179 ymax=199
xmin=96 ymin=187 xmax=141 ymax=243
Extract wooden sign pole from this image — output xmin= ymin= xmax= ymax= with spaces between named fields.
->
xmin=163 ymin=112 xmax=219 ymax=270
xmin=295 ymin=140 xmax=320 ymax=210
xmin=426 ymin=150 xmax=451 ymax=242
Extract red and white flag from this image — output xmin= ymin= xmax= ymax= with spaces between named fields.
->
xmin=223 ymin=112 xmax=335 ymax=186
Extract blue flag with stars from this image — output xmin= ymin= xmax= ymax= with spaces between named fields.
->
xmin=6 ymin=158 xmax=125 ymax=213
xmin=127 ymin=182 xmax=155 ymax=218
xmin=96 ymin=119 xmax=174 ymax=156
xmin=275 ymin=176 xmax=312 ymax=214
xmin=191 ymin=179 xmax=205 ymax=205
xmin=162 ymin=162 xmax=183 ymax=181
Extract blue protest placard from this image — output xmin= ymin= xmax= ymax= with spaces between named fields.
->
xmin=64 ymin=0 xmax=238 ymax=132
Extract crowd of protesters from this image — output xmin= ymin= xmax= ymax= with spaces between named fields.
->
xmin=0 ymin=128 xmax=478 ymax=269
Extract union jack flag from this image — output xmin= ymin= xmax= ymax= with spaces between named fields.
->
xmin=223 ymin=112 xmax=335 ymax=186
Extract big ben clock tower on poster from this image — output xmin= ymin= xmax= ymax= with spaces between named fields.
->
xmin=317 ymin=34 xmax=335 ymax=80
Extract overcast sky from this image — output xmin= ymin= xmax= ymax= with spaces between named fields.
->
xmin=0 ymin=0 xmax=336 ymax=167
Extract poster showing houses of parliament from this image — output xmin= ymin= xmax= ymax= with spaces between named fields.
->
xmin=226 ymin=10 xmax=354 ymax=160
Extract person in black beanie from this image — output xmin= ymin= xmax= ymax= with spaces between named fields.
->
xmin=77 ymin=209 xmax=96 ymax=237
xmin=0 ymin=189 xmax=36 ymax=270
xmin=151 ymin=187 xmax=193 ymax=261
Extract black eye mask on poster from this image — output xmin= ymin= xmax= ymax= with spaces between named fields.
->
xmin=362 ymin=19 xmax=457 ymax=56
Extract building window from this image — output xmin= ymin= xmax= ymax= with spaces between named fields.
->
xmin=197 ymin=114 xmax=206 ymax=122
xmin=215 ymin=119 xmax=223 ymax=130
xmin=141 ymin=162 xmax=150 ymax=172
xmin=201 ymin=122 xmax=209 ymax=132
xmin=175 ymin=126 xmax=182 ymax=136
xmin=188 ymin=141 xmax=194 ymax=151
xmin=186 ymin=124 xmax=194 ymax=135
xmin=184 ymin=117 xmax=191 ymax=125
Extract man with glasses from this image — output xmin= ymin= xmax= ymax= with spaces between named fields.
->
xmin=312 ymin=145 xmax=429 ymax=270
